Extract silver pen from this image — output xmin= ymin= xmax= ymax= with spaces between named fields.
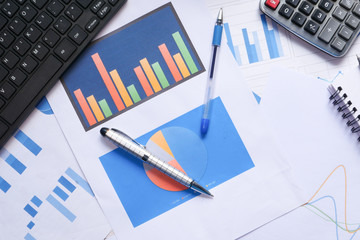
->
xmin=100 ymin=128 xmax=213 ymax=197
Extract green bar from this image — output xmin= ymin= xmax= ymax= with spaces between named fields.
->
xmin=98 ymin=99 xmax=113 ymax=118
xmin=172 ymin=31 xmax=198 ymax=74
xmin=127 ymin=85 xmax=141 ymax=103
xmin=152 ymin=62 xmax=169 ymax=89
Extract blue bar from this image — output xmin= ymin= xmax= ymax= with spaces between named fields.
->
xmin=224 ymin=23 xmax=236 ymax=56
xmin=272 ymin=23 xmax=284 ymax=57
xmin=242 ymin=28 xmax=258 ymax=64
xmin=234 ymin=46 xmax=242 ymax=66
xmin=14 ymin=130 xmax=42 ymax=156
xmin=31 ymin=196 xmax=42 ymax=207
xmin=58 ymin=176 xmax=75 ymax=193
xmin=0 ymin=176 xmax=11 ymax=193
xmin=261 ymin=14 xmax=280 ymax=59
xmin=53 ymin=186 xmax=69 ymax=201
xmin=46 ymin=194 xmax=76 ymax=222
xmin=24 ymin=233 xmax=36 ymax=240
xmin=24 ymin=204 xmax=38 ymax=217
xmin=252 ymin=31 xmax=263 ymax=61
xmin=27 ymin=221 xmax=35 ymax=229
xmin=1 ymin=149 xmax=26 ymax=174
xmin=65 ymin=168 xmax=94 ymax=196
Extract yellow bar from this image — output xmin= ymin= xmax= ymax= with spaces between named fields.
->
xmin=140 ymin=58 xmax=162 ymax=92
xmin=87 ymin=95 xmax=105 ymax=122
xmin=109 ymin=70 xmax=133 ymax=107
xmin=173 ymin=53 xmax=190 ymax=78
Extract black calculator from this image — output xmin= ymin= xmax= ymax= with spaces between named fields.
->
xmin=259 ymin=0 xmax=360 ymax=57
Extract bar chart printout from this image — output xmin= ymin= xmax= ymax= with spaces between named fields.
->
xmin=61 ymin=3 xmax=204 ymax=131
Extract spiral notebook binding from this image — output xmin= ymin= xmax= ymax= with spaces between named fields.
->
xmin=328 ymin=85 xmax=360 ymax=142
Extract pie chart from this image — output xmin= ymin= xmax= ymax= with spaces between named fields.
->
xmin=143 ymin=127 xmax=207 ymax=192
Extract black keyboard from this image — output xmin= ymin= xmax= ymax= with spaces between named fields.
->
xmin=260 ymin=0 xmax=360 ymax=57
xmin=0 ymin=0 xmax=127 ymax=147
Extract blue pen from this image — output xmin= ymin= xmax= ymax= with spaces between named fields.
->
xmin=201 ymin=8 xmax=223 ymax=135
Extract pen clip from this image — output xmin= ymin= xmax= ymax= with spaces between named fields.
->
xmin=111 ymin=128 xmax=146 ymax=149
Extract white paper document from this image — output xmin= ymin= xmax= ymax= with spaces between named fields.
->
xmin=0 ymin=99 xmax=112 ymax=240
xmin=242 ymin=67 xmax=360 ymax=239
xmin=47 ymin=1 xmax=304 ymax=239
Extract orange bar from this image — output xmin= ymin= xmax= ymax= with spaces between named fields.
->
xmin=134 ymin=66 xmax=154 ymax=97
xmin=173 ymin=53 xmax=190 ymax=78
xmin=91 ymin=53 xmax=125 ymax=111
xmin=87 ymin=95 xmax=105 ymax=122
xmin=109 ymin=70 xmax=133 ymax=107
xmin=74 ymin=89 xmax=97 ymax=126
xmin=158 ymin=44 xmax=182 ymax=82
xmin=140 ymin=58 xmax=161 ymax=93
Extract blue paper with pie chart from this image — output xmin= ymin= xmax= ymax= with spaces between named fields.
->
xmin=99 ymin=97 xmax=255 ymax=227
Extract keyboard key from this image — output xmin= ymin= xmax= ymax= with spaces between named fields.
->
xmin=36 ymin=12 xmax=53 ymax=30
xmin=85 ymin=17 xmax=100 ymax=32
xmin=20 ymin=55 xmax=38 ymax=73
xmin=345 ymin=14 xmax=360 ymax=29
xmin=0 ymin=30 xmax=15 ymax=48
xmin=285 ymin=0 xmax=300 ymax=8
xmin=308 ymin=0 xmax=319 ymax=4
xmin=31 ymin=0 xmax=48 ymax=9
xmin=339 ymin=0 xmax=354 ymax=10
xmin=299 ymin=1 xmax=314 ymax=16
xmin=31 ymin=42 xmax=49 ymax=60
xmin=318 ymin=18 xmax=340 ymax=43
xmin=24 ymin=25 xmax=42 ymax=43
xmin=319 ymin=0 xmax=334 ymax=12
xmin=279 ymin=4 xmax=294 ymax=19
xmin=54 ymin=16 xmax=71 ymax=34
xmin=47 ymin=0 xmax=64 ymax=17
xmin=2 ymin=50 xmax=19 ymax=69
xmin=43 ymin=29 xmax=60 ymax=47
xmin=331 ymin=37 xmax=346 ymax=51
xmin=0 ymin=13 xmax=7 ymax=30
xmin=15 ymin=0 xmax=25 ymax=5
xmin=353 ymin=3 xmax=360 ymax=17
xmin=20 ymin=4 xmax=38 ymax=22
xmin=8 ymin=17 xmax=26 ymax=35
xmin=304 ymin=20 xmax=320 ymax=34
xmin=13 ymin=37 xmax=30 ymax=56
xmin=68 ymin=25 xmax=87 ymax=45
xmin=109 ymin=0 xmax=119 ymax=6
xmin=9 ymin=68 xmax=26 ymax=86
xmin=76 ymin=0 xmax=92 ymax=8
xmin=0 ymin=55 xmax=62 ymax=124
xmin=65 ymin=3 xmax=82 ymax=21
xmin=0 ymin=65 xmax=8 ymax=81
xmin=338 ymin=25 xmax=353 ymax=40
xmin=97 ymin=4 xmax=110 ymax=19
xmin=332 ymin=6 xmax=348 ymax=21
xmin=291 ymin=12 xmax=307 ymax=26
xmin=0 ymin=81 xmax=15 ymax=99
xmin=312 ymin=9 xmax=327 ymax=23
xmin=2 ymin=0 xmax=19 ymax=17
xmin=54 ymin=38 xmax=76 ymax=61
xmin=91 ymin=0 xmax=105 ymax=12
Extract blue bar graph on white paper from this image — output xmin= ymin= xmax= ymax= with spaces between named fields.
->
xmin=31 ymin=196 xmax=43 ymax=207
xmin=242 ymin=28 xmax=258 ymax=64
xmin=24 ymin=204 xmax=38 ymax=217
xmin=46 ymin=194 xmax=76 ymax=222
xmin=1 ymin=149 xmax=26 ymax=174
xmin=27 ymin=221 xmax=35 ymax=230
xmin=53 ymin=186 xmax=69 ymax=201
xmin=261 ymin=14 xmax=283 ymax=59
xmin=252 ymin=31 xmax=263 ymax=61
xmin=14 ymin=130 xmax=42 ymax=156
xmin=224 ymin=23 xmax=242 ymax=65
xmin=58 ymin=176 xmax=76 ymax=193
xmin=0 ymin=176 xmax=11 ymax=193
xmin=65 ymin=168 xmax=94 ymax=197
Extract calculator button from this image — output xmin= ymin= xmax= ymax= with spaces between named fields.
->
xmin=338 ymin=26 xmax=353 ymax=40
xmin=319 ymin=0 xmax=334 ymax=12
xmin=299 ymin=1 xmax=314 ymax=16
xmin=332 ymin=7 xmax=348 ymax=21
xmin=312 ymin=9 xmax=327 ymax=23
xmin=318 ymin=18 xmax=340 ymax=43
xmin=353 ymin=4 xmax=360 ymax=17
xmin=279 ymin=4 xmax=294 ymax=19
xmin=331 ymin=37 xmax=346 ymax=51
xmin=304 ymin=20 xmax=320 ymax=34
xmin=265 ymin=0 xmax=280 ymax=10
xmin=285 ymin=0 xmax=300 ymax=8
xmin=339 ymin=0 xmax=355 ymax=10
xmin=308 ymin=0 xmax=319 ymax=4
xmin=345 ymin=14 xmax=360 ymax=29
xmin=291 ymin=12 xmax=307 ymax=26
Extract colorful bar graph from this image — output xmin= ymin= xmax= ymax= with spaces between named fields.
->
xmin=46 ymin=194 xmax=76 ymax=222
xmin=152 ymin=62 xmax=169 ymax=89
xmin=58 ymin=176 xmax=76 ymax=193
xmin=27 ymin=221 xmax=35 ymax=230
xmin=99 ymin=99 xmax=113 ymax=118
xmin=127 ymin=85 xmax=141 ymax=103
xmin=0 ymin=176 xmax=11 ymax=193
xmin=87 ymin=95 xmax=105 ymax=122
xmin=134 ymin=66 xmax=154 ymax=96
xmin=24 ymin=233 xmax=36 ymax=240
xmin=172 ymin=31 xmax=198 ymax=74
xmin=65 ymin=168 xmax=94 ymax=197
xmin=31 ymin=196 xmax=42 ymax=207
xmin=91 ymin=53 xmax=125 ymax=112
xmin=53 ymin=186 xmax=69 ymax=201
xmin=173 ymin=53 xmax=190 ymax=78
xmin=158 ymin=44 xmax=182 ymax=82
xmin=1 ymin=149 xmax=26 ymax=174
xmin=24 ymin=204 xmax=38 ymax=217
xmin=140 ymin=58 xmax=162 ymax=93
xmin=14 ymin=130 xmax=42 ymax=156
xmin=74 ymin=89 xmax=97 ymax=126
xmin=109 ymin=70 xmax=133 ymax=107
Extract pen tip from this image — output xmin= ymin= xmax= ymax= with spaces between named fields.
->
xmin=200 ymin=119 xmax=209 ymax=135
xmin=217 ymin=8 xmax=223 ymax=23
xmin=100 ymin=128 xmax=109 ymax=136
